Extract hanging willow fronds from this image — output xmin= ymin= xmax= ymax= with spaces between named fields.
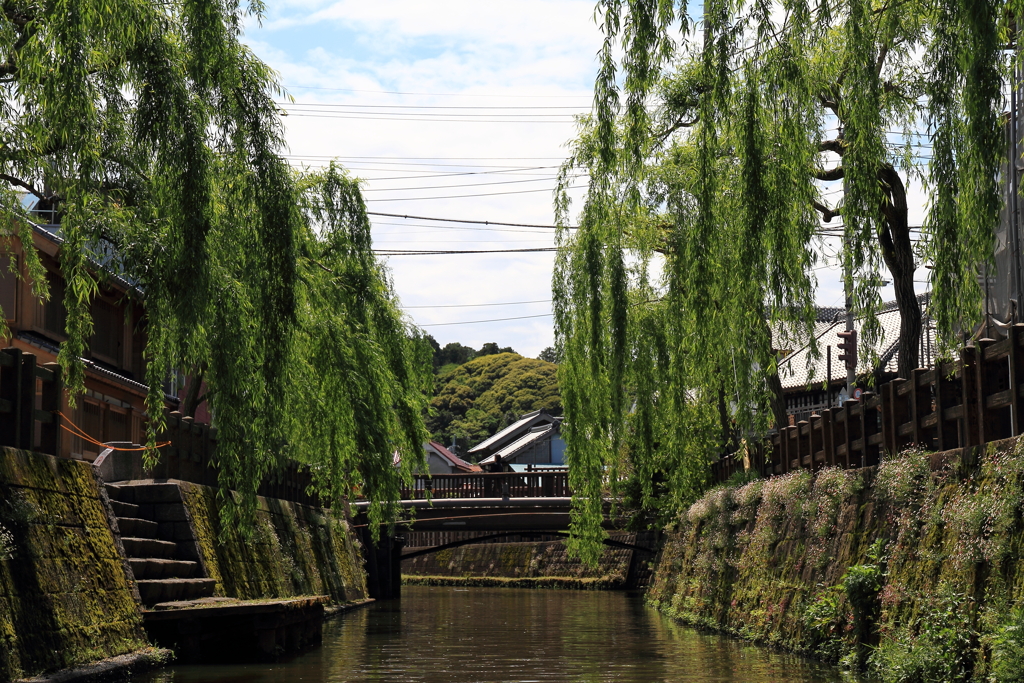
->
xmin=557 ymin=0 xmax=1007 ymax=558
xmin=0 ymin=0 xmax=428 ymax=536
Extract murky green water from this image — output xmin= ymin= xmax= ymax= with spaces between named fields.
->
xmin=140 ymin=586 xmax=849 ymax=683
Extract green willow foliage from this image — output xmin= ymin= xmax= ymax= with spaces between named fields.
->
xmin=0 ymin=0 xmax=427 ymax=534
xmin=556 ymin=0 xmax=1006 ymax=559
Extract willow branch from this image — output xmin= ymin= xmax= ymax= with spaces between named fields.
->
xmin=819 ymin=139 xmax=845 ymax=156
xmin=812 ymin=199 xmax=842 ymax=222
xmin=0 ymin=173 xmax=48 ymax=199
xmin=812 ymin=166 xmax=845 ymax=182
xmin=655 ymin=117 xmax=699 ymax=144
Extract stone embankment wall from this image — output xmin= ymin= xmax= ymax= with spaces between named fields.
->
xmin=648 ymin=437 xmax=1024 ymax=682
xmin=178 ymin=482 xmax=367 ymax=604
xmin=0 ymin=447 xmax=147 ymax=681
xmin=0 ymin=446 xmax=368 ymax=681
xmin=403 ymin=532 xmax=655 ymax=589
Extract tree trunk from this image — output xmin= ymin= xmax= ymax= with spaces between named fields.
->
xmin=182 ymin=364 xmax=206 ymax=418
xmin=766 ymin=370 xmax=789 ymax=430
xmin=877 ymin=164 xmax=921 ymax=379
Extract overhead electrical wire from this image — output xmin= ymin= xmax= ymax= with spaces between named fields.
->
xmin=279 ymin=102 xmax=586 ymax=110
xmin=282 ymin=113 xmax=574 ymax=124
xmin=374 ymin=247 xmax=557 ymax=255
xmin=404 ymin=299 xmax=551 ymax=309
xmin=366 ymin=211 xmax=574 ymax=229
xmin=365 ymin=186 xmax=568 ymax=201
xmin=418 ymin=313 xmax=554 ymax=327
xmin=371 ymin=222 xmax=559 ymax=235
xmin=305 ymin=165 xmax=563 ymax=181
xmin=282 ymin=84 xmax=592 ymax=99
xmin=361 ymin=176 xmax=559 ymax=192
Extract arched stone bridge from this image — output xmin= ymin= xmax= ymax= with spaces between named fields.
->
xmin=351 ymin=472 xmax=657 ymax=600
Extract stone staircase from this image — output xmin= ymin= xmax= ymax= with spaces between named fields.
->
xmin=106 ymin=482 xmax=216 ymax=607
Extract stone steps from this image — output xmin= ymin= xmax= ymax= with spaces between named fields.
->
xmin=118 ymin=517 xmax=159 ymax=539
xmin=106 ymin=482 xmax=216 ymax=607
xmin=111 ymin=499 xmax=141 ymax=518
xmin=122 ymin=537 xmax=178 ymax=560
xmin=137 ymin=578 xmax=217 ymax=606
xmin=129 ymin=558 xmax=199 ymax=580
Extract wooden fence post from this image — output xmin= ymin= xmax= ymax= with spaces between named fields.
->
xmin=797 ymin=420 xmax=810 ymax=470
xmin=862 ymin=391 xmax=880 ymax=466
xmin=1011 ymin=325 xmax=1024 ymax=436
xmin=822 ymin=409 xmax=835 ymax=466
xmin=0 ymin=348 xmax=20 ymax=447
xmin=934 ymin=361 xmax=959 ymax=452
xmin=18 ymin=352 xmax=35 ymax=451
xmin=38 ymin=362 xmax=62 ymax=456
xmin=961 ymin=345 xmax=982 ymax=447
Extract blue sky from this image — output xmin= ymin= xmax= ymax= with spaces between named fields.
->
xmin=242 ymin=1 xmax=602 ymax=358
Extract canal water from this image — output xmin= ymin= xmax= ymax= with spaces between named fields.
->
xmin=139 ymin=586 xmax=850 ymax=683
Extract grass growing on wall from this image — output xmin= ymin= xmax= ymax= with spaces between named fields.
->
xmin=648 ymin=439 xmax=1024 ymax=682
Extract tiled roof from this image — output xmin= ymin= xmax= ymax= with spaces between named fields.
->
xmin=778 ymin=295 xmax=936 ymax=391
xmin=468 ymin=409 xmax=556 ymax=454
xmin=478 ymin=424 xmax=556 ymax=465
xmin=427 ymin=441 xmax=480 ymax=472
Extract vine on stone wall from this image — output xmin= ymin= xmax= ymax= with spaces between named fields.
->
xmin=0 ymin=524 xmax=12 ymax=561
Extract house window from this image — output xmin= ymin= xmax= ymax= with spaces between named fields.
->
xmin=90 ymin=299 xmax=122 ymax=365
xmin=0 ymin=255 xmax=17 ymax=322
xmin=106 ymin=407 xmax=129 ymax=443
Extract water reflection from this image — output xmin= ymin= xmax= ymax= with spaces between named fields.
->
xmin=140 ymin=586 xmax=850 ymax=683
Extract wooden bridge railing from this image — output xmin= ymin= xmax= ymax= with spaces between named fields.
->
xmin=400 ymin=471 xmax=571 ymax=500
xmin=713 ymin=324 xmax=1024 ymax=483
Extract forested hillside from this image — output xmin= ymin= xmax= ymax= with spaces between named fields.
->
xmin=427 ymin=352 xmax=561 ymax=457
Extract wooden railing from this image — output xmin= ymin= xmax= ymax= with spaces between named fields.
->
xmin=0 ymin=347 xmax=62 ymax=456
xmin=152 ymin=411 xmax=319 ymax=506
xmin=400 ymin=471 xmax=571 ymax=500
xmin=713 ymin=325 xmax=1024 ymax=482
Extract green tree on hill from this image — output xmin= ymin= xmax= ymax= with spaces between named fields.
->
xmin=427 ymin=352 xmax=560 ymax=456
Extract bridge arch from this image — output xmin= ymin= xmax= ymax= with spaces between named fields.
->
xmin=400 ymin=531 xmax=657 ymax=561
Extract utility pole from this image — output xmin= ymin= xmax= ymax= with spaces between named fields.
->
xmin=1012 ymin=27 xmax=1023 ymax=320
xmin=840 ymin=124 xmax=856 ymax=400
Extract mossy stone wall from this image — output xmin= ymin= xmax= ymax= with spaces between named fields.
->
xmin=178 ymin=482 xmax=367 ymax=604
xmin=648 ymin=437 xmax=1024 ymax=680
xmin=0 ymin=447 xmax=147 ymax=681
xmin=403 ymin=535 xmax=637 ymax=588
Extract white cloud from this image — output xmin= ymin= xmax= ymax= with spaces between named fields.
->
xmin=243 ymin=0 xmax=599 ymax=357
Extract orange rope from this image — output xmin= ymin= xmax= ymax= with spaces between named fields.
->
xmin=56 ymin=411 xmax=170 ymax=451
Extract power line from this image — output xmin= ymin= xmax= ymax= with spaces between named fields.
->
xmin=361 ymin=176 xmax=559 ymax=192
xmin=404 ymin=299 xmax=551 ymax=309
xmin=366 ymin=211 xmax=575 ymax=229
xmin=418 ymin=313 xmax=554 ymax=327
xmin=283 ymin=155 xmax=567 ymax=160
xmin=365 ymin=186 xmax=570 ymax=202
xmin=283 ymin=113 xmax=574 ymax=124
xmin=375 ymin=239 xmax=553 ymax=244
xmin=375 ymin=247 xmax=557 ymax=255
xmin=283 ymin=84 xmax=591 ymax=99
xmin=372 ymin=221 xmax=560 ymax=235
xmin=324 ymin=166 xmax=563 ymax=182
xmin=281 ymin=102 xmax=585 ymax=111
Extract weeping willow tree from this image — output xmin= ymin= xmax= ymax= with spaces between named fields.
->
xmin=556 ymin=0 xmax=1007 ymax=560
xmin=0 ymin=0 xmax=428 ymax=534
